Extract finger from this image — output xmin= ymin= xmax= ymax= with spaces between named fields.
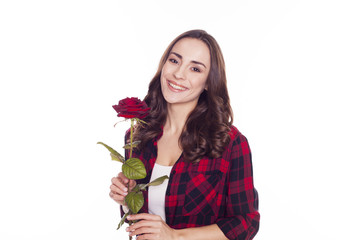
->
xmin=111 ymin=176 xmax=127 ymax=189
xmin=128 ymin=226 xmax=159 ymax=237
xmin=127 ymin=213 xmax=162 ymax=221
xmin=118 ymin=172 xmax=129 ymax=184
xmin=128 ymin=220 xmax=159 ymax=232
xmin=111 ymin=177 xmax=128 ymax=192
xmin=115 ymin=174 xmax=137 ymax=192
xmin=109 ymin=191 xmax=125 ymax=204
xmin=117 ymin=172 xmax=138 ymax=191
xmin=110 ymin=184 xmax=128 ymax=196
xmin=110 ymin=192 xmax=125 ymax=201
xmin=128 ymin=180 xmax=136 ymax=190
xmin=135 ymin=234 xmax=157 ymax=240
xmin=127 ymin=217 xmax=163 ymax=234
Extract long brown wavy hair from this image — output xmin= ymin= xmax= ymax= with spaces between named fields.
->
xmin=134 ymin=29 xmax=233 ymax=163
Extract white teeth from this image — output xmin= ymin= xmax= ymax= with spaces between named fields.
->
xmin=169 ymin=82 xmax=186 ymax=90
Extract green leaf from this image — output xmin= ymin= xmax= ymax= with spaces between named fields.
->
xmin=125 ymin=191 xmax=144 ymax=214
xmin=132 ymin=185 xmax=141 ymax=193
xmin=146 ymin=175 xmax=169 ymax=187
xmin=97 ymin=142 xmax=125 ymax=163
xmin=123 ymin=140 xmax=141 ymax=149
xmin=131 ymin=184 xmax=148 ymax=193
xmin=110 ymin=153 xmax=125 ymax=163
xmin=122 ymin=158 xmax=147 ymax=180
xmin=117 ymin=212 xmax=129 ymax=230
xmin=138 ymin=184 xmax=147 ymax=191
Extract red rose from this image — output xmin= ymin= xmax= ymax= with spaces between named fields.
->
xmin=113 ymin=97 xmax=150 ymax=119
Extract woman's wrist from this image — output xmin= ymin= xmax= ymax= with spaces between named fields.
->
xmin=173 ymin=228 xmax=183 ymax=240
xmin=169 ymin=224 xmax=227 ymax=240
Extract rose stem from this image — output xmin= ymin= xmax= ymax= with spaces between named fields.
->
xmin=128 ymin=118 xmax=135 ymax=240
xmin=128 ymin=119 xmax=134 ymax=192
xmin=129 ymin=118 xmax=134 ymax=159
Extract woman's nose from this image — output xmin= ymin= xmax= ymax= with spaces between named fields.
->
xmin=174 ymin=65 xmax=186 ymax=80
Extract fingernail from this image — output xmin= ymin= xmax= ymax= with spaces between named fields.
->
xmin=123 ymin=188 xmax=127 ymax=191
xmin=127 ymin=215 xmax=131 ymax=220
xmin=125 ymin=227 xmax=129 ymax=232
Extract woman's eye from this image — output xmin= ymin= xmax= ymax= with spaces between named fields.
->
xmin=169 ymin=58 xmax=178 ymax=64
xmin=192 ymin=67 xmax=201 ymax=72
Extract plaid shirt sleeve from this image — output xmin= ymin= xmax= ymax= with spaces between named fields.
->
xmin=215 ymin=129 xmax=260 ymax=240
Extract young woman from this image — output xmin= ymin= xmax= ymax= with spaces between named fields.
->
xmin=109 ymin=29 xmax=260 ymax=240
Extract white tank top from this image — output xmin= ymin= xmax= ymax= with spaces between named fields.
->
xmin=148 ymin=163 xmax=173 ymax=222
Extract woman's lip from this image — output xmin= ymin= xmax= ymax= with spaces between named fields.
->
xmin=167 ymin=80 xmax=188 ymax=91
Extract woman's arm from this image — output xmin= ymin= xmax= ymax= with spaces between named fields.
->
xmin=126 ymin=213 xmax=228 ymax=240
xmin=215 ymin=131 xmax=260 ymax=240
xmin=176 ymin=223 xmax=227 ymax=240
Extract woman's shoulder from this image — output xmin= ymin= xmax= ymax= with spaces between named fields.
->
xmin=228 ymin=125 xmax=248 ymax=143
xmin=226 ymin=125 xmax=252 ymax=155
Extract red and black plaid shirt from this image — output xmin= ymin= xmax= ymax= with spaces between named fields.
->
xmin=122 ymin=126 xmax=260 ymax=240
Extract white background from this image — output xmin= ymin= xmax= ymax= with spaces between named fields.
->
xmin=1 ymin=0 xmax=359 ymax=239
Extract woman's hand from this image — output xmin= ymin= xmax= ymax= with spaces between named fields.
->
xmin=126 ymin=213 xmax=178 ymax=240
xmin=109 ymin=172 xmax=137 ymax=206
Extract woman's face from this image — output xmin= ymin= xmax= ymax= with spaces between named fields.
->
xmin=160 ymin=37 xmax=211 ymax=107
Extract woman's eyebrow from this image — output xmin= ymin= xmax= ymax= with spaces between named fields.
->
xmin=170 ymin=51 xmax=207 ymax=69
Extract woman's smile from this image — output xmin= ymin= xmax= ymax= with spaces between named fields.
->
xmin=167 ymin=80 xmax=188 ymax=92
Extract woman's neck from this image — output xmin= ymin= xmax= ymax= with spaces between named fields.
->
xmin=164 ymin=102 xmax=196 ymax=135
